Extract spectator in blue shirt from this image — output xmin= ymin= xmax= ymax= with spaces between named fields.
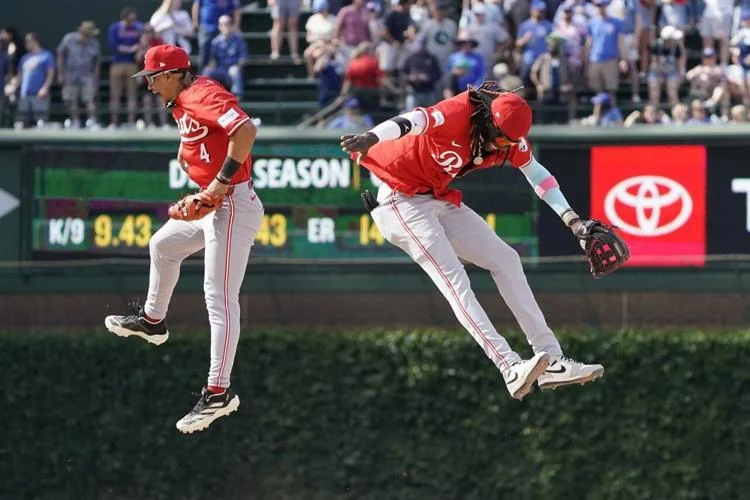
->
xmin=444 ymin=34 xmax=485 ymax=98
xmin=192 ymin=0 xmax=241 ymax=69
xmin=607 ymin=0 xmax=641 ymax=103
xmin=108 ymin=7 xmax=143 ymax=128
xmin=3 ymin=33 xmax=55 ymax=128
xmin=516 ymin=1 xmax=554 ymax=85
xmin=326 ymin=97 xmax=373 ymax=129
xmin=203 ymin=15 xmax=247 ymax=97
xmin=586 ymin=0 xmax=626 ymax=103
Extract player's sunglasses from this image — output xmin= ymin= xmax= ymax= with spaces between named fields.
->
xmin=484 ymin=125 xmax=521 ymax=147
xmin=145 ymin=69 xmax=179 ymax=85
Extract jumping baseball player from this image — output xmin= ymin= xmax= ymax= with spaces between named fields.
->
xmin=341 ymin=82 xmax=629 ymax=400
xmin=104 ymin=45 xmax=264 ymax=433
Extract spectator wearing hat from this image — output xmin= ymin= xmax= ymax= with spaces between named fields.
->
xmin=400 ymin=37 xmax=442 ymax=109
xmin=418 ymin=1 xmax=458 ymax=73
xmin=585 ymin=0 xmax=627 ymax=104
xmin=647 ymin=25 xmax=685 ymax=107
xmin=333 ymin=0 xmax=370 ymax=63
xmin=203 ymin=15 xmax=247 ymax=98
xmin=580 ymin=91 xmax=623 ymax=126
xmin=192 ymin=0 xmax=241 ymax=68
xmin=150 ymin=0 xmax=195 ymax=54
xmin=686 ymin=47 xmax=727 ymax=116
xmin=443 ymin=34 xmax=484 ymax=98
xmin=530 ymin=32 xmax=577 ymax=123
xmin=459 ymin=0 xmax=506 ymax=30
xmin=461 ymin=2 xmax=511 ymax=73
xmin=304 ymin=0 xmax=337 ymax=79
xmin=4 ymin=32 xmax=55 ymax=128
xmin=700 ymin=0 xmax=733 ymax=67
xmin=269 ymin=0 xmax=303 ymax=61
xmin=56 ymin=20 xmax=101 ymax=129
xmin=108 ymin=7 xmax=143 ymax=128
xmin=516 ymin=1 xmax=554 ymax=84
xmin=326 ymin=97 xmax=374 ymax=128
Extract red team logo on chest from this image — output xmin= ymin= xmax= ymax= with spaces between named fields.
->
xmin=176 ymin=112 xmax=209 ymax=142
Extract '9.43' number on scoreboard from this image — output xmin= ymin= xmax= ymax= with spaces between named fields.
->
xmin=94 ymin=214 xmax=152 ymax=248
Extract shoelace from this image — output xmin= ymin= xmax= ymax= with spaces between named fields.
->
xmin=127 ymin=298 xmax=143 ymax=316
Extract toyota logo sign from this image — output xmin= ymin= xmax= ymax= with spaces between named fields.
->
xmin=604 ymin=176 xmax=693 ymax=237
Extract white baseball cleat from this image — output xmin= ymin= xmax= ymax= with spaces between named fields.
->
xmin=537 ymin=356 xmax=605 ymax=390
xmin=104 ymin=300 xmax=169 ymax=346
xmin=502 ymin=352 xmax=550 ymax=400
xmin=176 ymin=387 xmax=240 ymax=434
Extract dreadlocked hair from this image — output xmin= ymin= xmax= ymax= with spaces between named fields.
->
xmin=467 ymin=80 xmax=514 ymax=160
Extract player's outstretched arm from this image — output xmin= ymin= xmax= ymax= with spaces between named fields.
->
xmin=518 ymin=157 xmax=583 ymax=233
xmin=340 ymin=109 xmax=427 ymax=156
xmin=519 ymin=157 xmax=630 ymax=278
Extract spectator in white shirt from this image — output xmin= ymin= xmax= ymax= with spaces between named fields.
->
xmin=304 ymin=0 xmax=337 ymax=78
xmin=151 ymin=0 xmax=195 ymax=54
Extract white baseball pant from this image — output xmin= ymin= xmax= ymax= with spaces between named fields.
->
xmin=370 ymin=183 xmax=563 ymax=371
xmin=144 ymin=181 xmax=264 ymax=388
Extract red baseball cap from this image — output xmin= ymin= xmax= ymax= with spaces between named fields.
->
xmin=131 ymin=44 xmax=191 ymax=77
xmin=490 ymin=92 xmax=532 ymax=142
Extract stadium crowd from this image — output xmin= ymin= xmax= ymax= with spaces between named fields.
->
xmin=3 ymin=0 xmax=750 ymax=129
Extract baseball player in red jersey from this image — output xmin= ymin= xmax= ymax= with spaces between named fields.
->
xmin=104 ymin=45 xmax=264 ymax=432
xmin=341 ymin=82 xmax=604 ymax=400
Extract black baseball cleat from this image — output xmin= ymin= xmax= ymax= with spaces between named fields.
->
xmin=176 ymin=387 xmax=240 ymax=434
xmin=104 ymin=299 xmax=169 ymax=346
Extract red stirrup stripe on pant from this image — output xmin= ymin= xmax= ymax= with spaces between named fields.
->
xmin=217 ymin=195 xmax=235 ymax=386
xmin=389 ymin=194 xmax=511 ymax=371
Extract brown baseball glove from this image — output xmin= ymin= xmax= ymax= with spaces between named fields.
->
xmin=168 ymin=191 xmax=224 ymax=221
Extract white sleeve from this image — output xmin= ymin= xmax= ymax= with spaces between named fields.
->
xmin=519 ymin=157 xmax=573 ymax=217
xmin=368 ymin=110 xmax=428 ymax=142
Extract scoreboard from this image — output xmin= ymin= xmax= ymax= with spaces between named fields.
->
xmin=29 ymin=146 xmax=540 ymax=261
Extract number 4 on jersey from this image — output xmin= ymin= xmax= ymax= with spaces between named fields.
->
xmin=199 ymin=143 xmax=210 ymax=163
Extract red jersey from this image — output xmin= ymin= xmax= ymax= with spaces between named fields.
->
xmin=172 ymin=76 xmax=252 ymax=188
xmin=357 ymin=92 xmax=533 ymax=206
xmin=345 ymin=54 xmax=382 ymax=88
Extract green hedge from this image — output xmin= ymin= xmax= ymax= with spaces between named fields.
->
xmin=2 ymin=329 xmax=750 ymax=500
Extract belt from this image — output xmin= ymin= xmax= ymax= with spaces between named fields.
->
xmin=226 ymin=179 xmax=254 ymax=196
